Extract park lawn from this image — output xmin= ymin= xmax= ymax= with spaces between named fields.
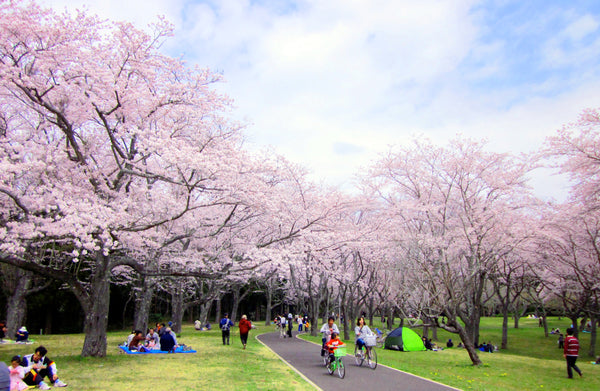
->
xmin=300 ymin=316 xmax=598 ymax=391
xmin=0 ymin=325 xmax=307 ymax=391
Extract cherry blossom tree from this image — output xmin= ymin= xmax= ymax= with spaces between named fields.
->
xmin=362 ymin=137 xmax=536 ymax=365
xmin=0 ymin=0 xmax=251 ymax=356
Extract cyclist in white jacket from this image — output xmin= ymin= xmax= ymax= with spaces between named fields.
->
xmin=354 ymin=316 xmax=374 ymax=353
xmin=320 ymin=316 xmax=340 ymax=355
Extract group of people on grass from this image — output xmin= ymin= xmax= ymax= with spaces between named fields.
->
xmin=4 ymin=345 xmax=67 ymax=390
xmin=125 ymin=323 xmax=182 ymax=352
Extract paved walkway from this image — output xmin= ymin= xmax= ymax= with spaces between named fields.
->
xmin=257 ymin=331 xmax=460 ymax=391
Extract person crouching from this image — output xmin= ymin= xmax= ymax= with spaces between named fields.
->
xmin=21 ymin=345 xmax=67 ymax=389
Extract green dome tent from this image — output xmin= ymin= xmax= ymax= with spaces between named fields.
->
xmin=384 ymin=327 xmax=426 ymax=351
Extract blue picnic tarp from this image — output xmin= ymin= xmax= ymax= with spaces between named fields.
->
xmin=119 ymin=345 xmax=196 ymax=354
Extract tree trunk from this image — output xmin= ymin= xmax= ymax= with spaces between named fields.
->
xmin=588 ymin=316 xmax=596 ymax=358
xmin=541 ymin=311 xmax=549 ymax=338
xmin=171 ymin=288 xmax=184 ymax=334
xmin=133 ymin=277 xmax=155 ymax=332
xmin=6 ymin=274 xmax=31 ymax=339
xmin=214 ymin=297 xmax=221 ymax=323
xmin=458 ymin=324 xmax=482 ymax=366
xmin=386 ymin=307 xmax=394 ymax=329
xmin=368 ymin=298 xmax=374 ymax=327
xmin=198 ymin=301 xmax=212 ymax=326
xmin=501 ymin=306 xmax=509 ymax=349
xmin=310 ymin=297 xmax=320 ymax=337
xmin=265 ymin=281 xmax=273 ymax=326
xmin=464 ymin=311 xmax=481 ymax=347
xmin=80 ymin=253 xmax=111 ymax=357
xmin=230 ymin=288 xmax=240 ymax=324
xmin=570 ymin=316 xmax=579 ymax=338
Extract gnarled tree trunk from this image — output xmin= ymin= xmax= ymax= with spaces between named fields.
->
xmin=133 ymin=277 xmax=155 ymax=332
xmin=80 ymin=253 xmax=111 ymax=357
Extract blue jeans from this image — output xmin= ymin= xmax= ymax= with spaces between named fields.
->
xmin=356 ymin=338 xmax=366 ymax=350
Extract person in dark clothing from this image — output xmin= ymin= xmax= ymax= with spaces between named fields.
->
xmin=446 ymin=339 xmax=454 ymax=348
xmin=558 ymin=333 xmax=564 ymax=349
xmin=160 ymin=328 xmax=176 ymax=352
xmin=220 ymin=314 xmax=234 ymax=345
xmin=15 ymin=327 xmax=29 ymax=342
xmin=564 ymin=327 xmax=582 ymax=378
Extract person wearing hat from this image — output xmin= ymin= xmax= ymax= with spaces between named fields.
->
xmin=219 ymin=313 xmax=234 ymax=345
xmin=15 ymin=327 xmax=29 ymax=343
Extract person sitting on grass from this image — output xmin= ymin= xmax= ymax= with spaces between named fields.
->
xmin=325 ymin=332 xmax=345 ymax=364
xmin=146 ymin=328 xmax=159 ymax=349
xmin=9 ymin=355 xmax=29 ymax=391
xmin=128 ymin=331 xmax=146 ymax=351
xmin=160 ymin=327 xmax=176 ymax=352
xmin=15 ymin=327 xmax=29 ymax=343
xmin=21 ymin=345 xmax=67 ymax=389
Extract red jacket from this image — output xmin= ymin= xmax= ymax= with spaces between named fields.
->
xmin=239 ymin=318 xmax=252 ymax=334
xmin=326 ymin=337 xmax=344 ymax=353
xmin=564 ymin=335 xmax=579 ymax=356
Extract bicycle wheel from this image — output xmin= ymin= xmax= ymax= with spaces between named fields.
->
xmin=322 ymin=353 xmax=329 ymax=367
xmin=327 ymin=360 xmax=334 ymax=375
xmin=337 ymin=358 xmax=345 ymax=378
xmin=354 ymin=345 xmax=364 ymax=366
xmin=367 ymin=348 xmax=377 ymax=370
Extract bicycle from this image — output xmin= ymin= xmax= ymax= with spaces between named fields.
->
xmin=355 ymin=334 xmax=378 ymax=369
xmin=354 ymin=343 xmax=377 ymax=370
xmin=326 ymin=345 xmax=346 ymax=378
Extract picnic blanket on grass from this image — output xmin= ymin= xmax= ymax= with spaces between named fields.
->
xmin=119 ymin=345 xmax=196 ymax=354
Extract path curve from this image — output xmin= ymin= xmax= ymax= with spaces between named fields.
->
xmin=257 ymin=331 xmax=461 ymax=391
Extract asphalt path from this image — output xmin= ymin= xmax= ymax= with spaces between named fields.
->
xmin=257 ymin=331 xmax=461 ymax=391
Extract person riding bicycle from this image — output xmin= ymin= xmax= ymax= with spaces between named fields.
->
xmin=320 ymin=316 xmax=340 ymax=356
xmin=326 ymin=332 xmax=345 ymax=364
xmin=354 ymin=316 xmax=373 ymax=355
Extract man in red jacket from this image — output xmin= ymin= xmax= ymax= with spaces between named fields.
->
xmin=564 ymin=328 xmax=582 ymax=378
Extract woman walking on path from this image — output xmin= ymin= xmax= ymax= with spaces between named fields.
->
xmin=238 ymin=315 xmax=252 ymax=349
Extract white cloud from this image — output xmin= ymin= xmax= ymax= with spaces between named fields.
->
xmin=36 ymin=0 xmax=600 ymax=202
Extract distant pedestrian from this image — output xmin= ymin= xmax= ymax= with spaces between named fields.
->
xmin=220 ymin=313 xmax=234 ymax=345
xmin=558 ymin=334 xmax=564 ymax=349
xmin=238 ymin=315 xmax=252 ymax=350
xmin=564 ymin=327 xmax=582 ymax=379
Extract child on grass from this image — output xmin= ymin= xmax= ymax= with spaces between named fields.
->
xmin=9 ymin=356 xmax=28 ymax=391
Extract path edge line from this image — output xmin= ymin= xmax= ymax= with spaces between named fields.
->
xmin=256 ymin=333 xmax=324 ymax=391
xmin=295 ymin=333 xmax=462 ymax=391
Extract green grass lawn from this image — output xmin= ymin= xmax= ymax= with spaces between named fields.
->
xmin=0 ymin=325 xmax=306 ymax=390
xmin=300 ymin=316 xmax=599 ymax=391
xmin=2 ymin=317 xmax=597 ymax=390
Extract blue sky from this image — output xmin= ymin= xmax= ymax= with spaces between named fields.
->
xmin=40 ymin=0 xmax=600 ymax=200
